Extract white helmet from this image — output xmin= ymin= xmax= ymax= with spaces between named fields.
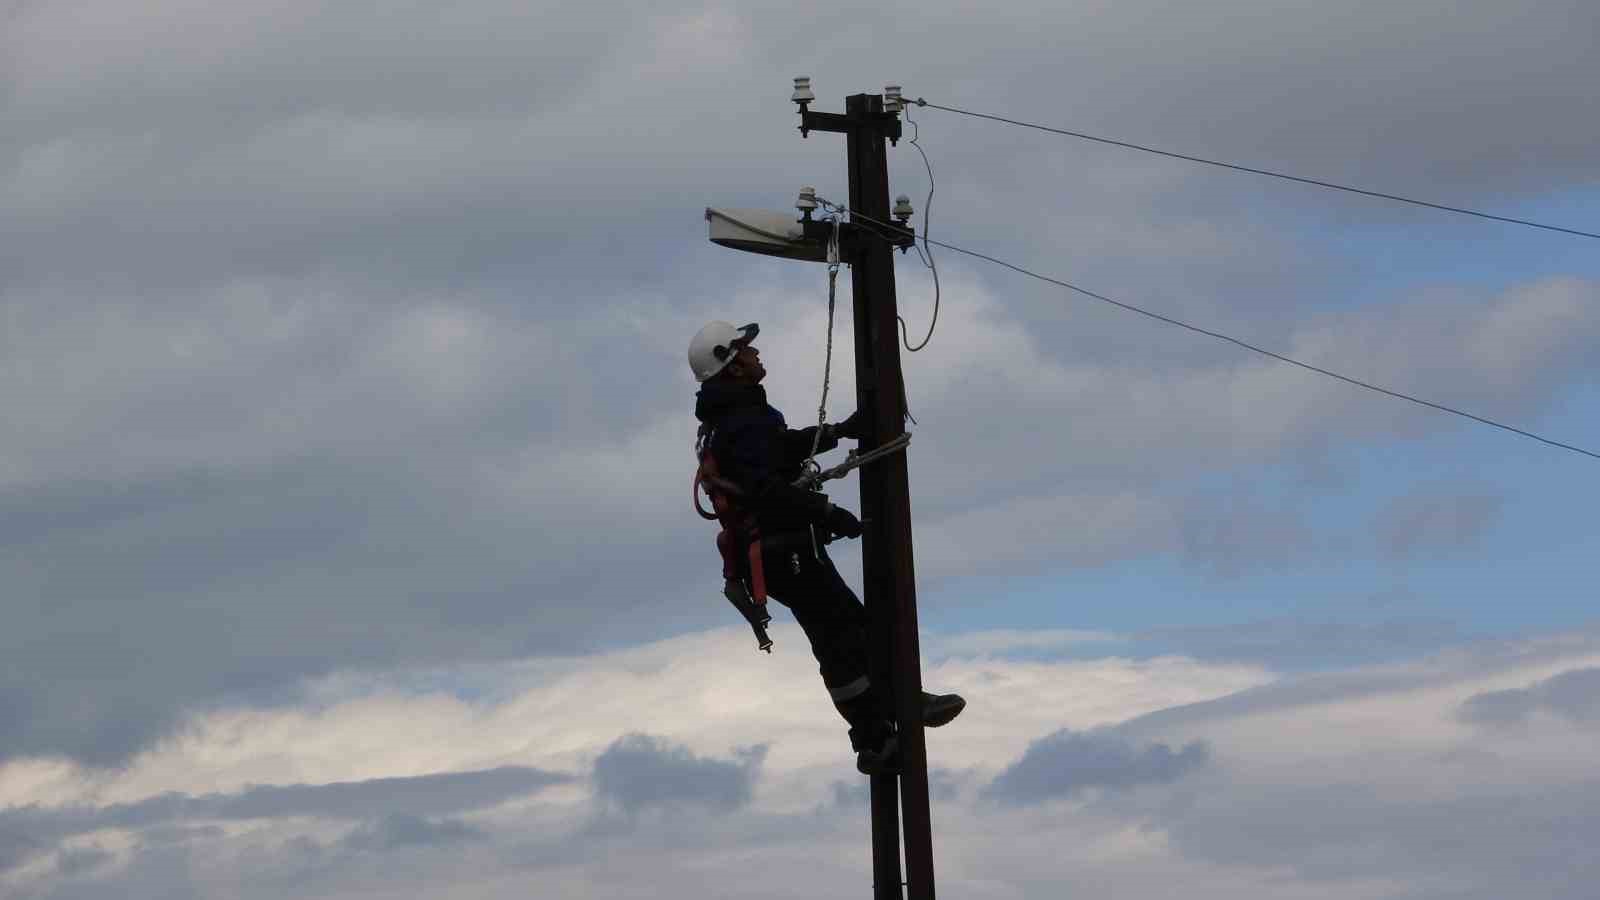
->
xmin=688 ymin=321 xmax=760 ymax=382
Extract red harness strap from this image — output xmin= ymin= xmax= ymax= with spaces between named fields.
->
xmin=693 ymin=447 xmax=767 ymax=603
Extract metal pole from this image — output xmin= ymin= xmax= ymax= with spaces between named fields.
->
xmin=844 ymin=92 xmax=936 ymax=900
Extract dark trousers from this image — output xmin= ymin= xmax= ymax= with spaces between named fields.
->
xmin=760 ymin=532 xmax=891 ymax=751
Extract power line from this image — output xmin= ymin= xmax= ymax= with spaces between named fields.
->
xmin=910 ymin=98 xmax=1600 ymax=241
xmin=821 ymin=198 xmax=1600 ymax=463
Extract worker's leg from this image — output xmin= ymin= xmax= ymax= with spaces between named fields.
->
xmin=762 ymin=538 xmax=892 ymax=753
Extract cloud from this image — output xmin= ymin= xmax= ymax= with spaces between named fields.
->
xmin=0 ymin=624 xmax=1272 ymax=898
xmin=0 ymin=766 xmax=566 ymax=874
xmin=6 ymin=626 xmax=1599 ymax=899
xmin=1374 ymin=490 xmax=1504 ymax=559
xmin=0 ymin=0 xmax=1596 ymax=895
xmin=591 ymin=734 xmax=766 ymax=815
xmin=984 ymin=729 xmax=1210 ymax=804
xmin=1115 ymin=630 xmax=1600 ymax=744
xmin=1458 ymin=666 xmax=1600 ymax=727
xmin=1156 ymin=776 xmax=1600 ymax=896
xmin=1139 ymin=618 xmax=1465 ymax=669
xmin=193 ymin=766 xmax=569 ymax=821
xmin=53 ymin=846 xmax=113 ymax=878
xmin=339 ymin=814 xmax=485 ymax=852
xmin=1176 ymin=491 xmax=1320 ymax=577
xmin=925 ymin=628 xmax=1117 ymax=659
xmin=901 ymin=275 xmax=1599 ymax=583
xmin=1 ymin=0 xmax=1597 ymax=774
xmin=0 ymin=819 xmax=43 ymax=873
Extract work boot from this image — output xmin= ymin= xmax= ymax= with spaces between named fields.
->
xmin=856 ymin=734 xmax=901 ymax=776
xmin=922 ymin=691 xmax=966 ymax=728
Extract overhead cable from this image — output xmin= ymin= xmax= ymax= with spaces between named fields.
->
xmin=909 ymin=98 xmax=1600 ymax=241
xmin=820 ymin=199 xmax=1600 ymax=463
xmin=899 ymin=103 xmax=941 ymax=352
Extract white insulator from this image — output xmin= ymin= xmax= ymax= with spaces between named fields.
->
xmin=792 ymin=76 xmax=815 ymax=104
xmin=883 ymin=85 xmax=903 ymax=113
xmin=797 ymin=185 xmax=818 ymax=214
xmin=893 ymin=194 xmax=914 ymax=222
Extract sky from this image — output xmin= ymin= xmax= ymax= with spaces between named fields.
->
xmin=2 ymin=0 xmax=1598 ymax=897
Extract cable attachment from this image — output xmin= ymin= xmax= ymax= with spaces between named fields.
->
xmin=825 ymin=213 xmax=842 ymax=272
xmin=797 ymin=456 xmax=822 ymax=485
xmin=803 ymin=212 xmax=843 ymax=470
xmin=793 ymin=432 xmax=912 ymax=491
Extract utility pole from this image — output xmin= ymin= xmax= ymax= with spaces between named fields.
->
xmin=799 ymin=85 xmax=936 ymax=900
xmin=704 ymin=80 xmax=935 ymax=900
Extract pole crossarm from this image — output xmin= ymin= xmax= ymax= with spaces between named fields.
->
xmin=800 ymin=217 xmax=917 ymax=258
xmin=800 ymin=105 xmax=902 ymax=143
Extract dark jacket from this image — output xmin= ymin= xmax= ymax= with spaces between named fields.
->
xmin=694 ymin=381 xmax=839 ymax=536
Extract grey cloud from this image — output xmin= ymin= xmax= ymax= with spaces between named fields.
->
xmin=829 ymin=779 xmax=867 ymax=809
xmin=897 ymin=0 xmax=1600 ymax=196
xmin=1177 ymin=492 xmax=1318 ymax=578
xmin=1139 ymin=618 xmax=1464 ymax=669
xmin=54 ymin=846 xmax=112 ymax=878
xmin=1458 ymin=666 xmax=1600 ymax=727
xmin=0 ymin=818 xmax=44 ymax=872
xmin=4 ymin=0 xmax=1597 ymax=300
xmin=6 ymin=251 xmax=1593 ymax=771
xmin=339 ymin=814 xmax=485 ymax=852
xmin=0 ymin=765 xmax=566 ymax=873
xmin=984 ymin=729 xmax=1209 ymax=805
xmin=591 ymin=734 xmax=766 ymax=815
xmin=1 ymin=3 xmax=804 ymax=295
xmin=909 ymin=278 xmax=1600 ymax=582
xmin=191 ymin=766 xmax=568 ymax=821
xmin=27 ymin=798 xmax=858 ymax=900
xmin=1375 ymin=490 xmax=1504 ymax=559
xmin=1152 ymin=775 xmax=1600 ymax=898
xmin=0 ymin=440 xmax=719 ymax=765
xmin=135 ymin=825 xmax=226 ymax=848
xmin=1117 ymin=630 xmax=1600 ymax=741
xmin=20 ymin=845 xmax=205 ymax=900
xmin=4 ymin=0 xmax=1599 ymax=771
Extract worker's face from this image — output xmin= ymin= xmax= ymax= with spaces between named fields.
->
xmin=729 ymin=344 xmax=765 ymax=383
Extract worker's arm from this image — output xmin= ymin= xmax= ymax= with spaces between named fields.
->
xmin=781 ymin=425 xmax=839 ymax=465
xmin=723 ymin=423 xmax=833 ymax=521
xmin=781 ymin=407 xmax=867 ymax=464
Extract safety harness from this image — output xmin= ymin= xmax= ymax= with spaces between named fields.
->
xmin=692 ymin=421 xmax=913 ymax=654
xmin=693 ymin=424 xmax=774 ymax=653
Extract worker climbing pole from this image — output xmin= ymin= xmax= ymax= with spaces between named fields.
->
xmin=700 ymin=82 xmax=942 ymax=900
